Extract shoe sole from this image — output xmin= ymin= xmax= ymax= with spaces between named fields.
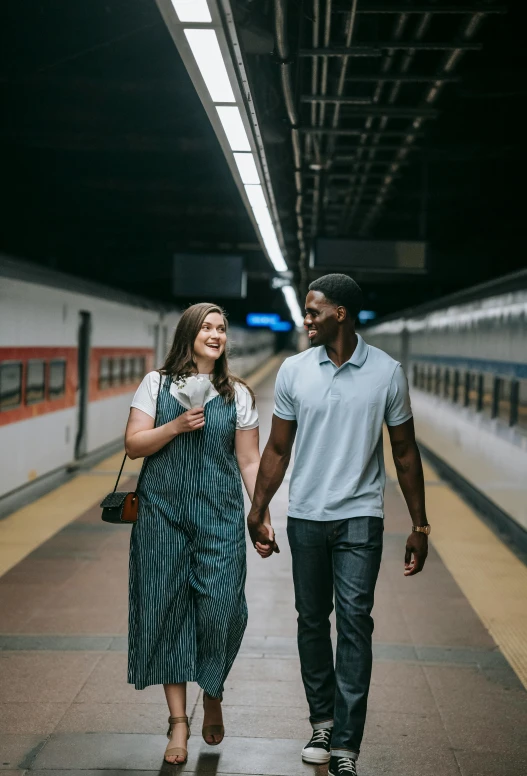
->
xmin=302 ymin=752 xmax=331 ymax=764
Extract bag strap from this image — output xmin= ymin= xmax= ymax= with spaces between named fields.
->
xmin=112 ymin=453 xmax=128 ymax=493
xmin=112 ymin=372 xmax=164 ymax=493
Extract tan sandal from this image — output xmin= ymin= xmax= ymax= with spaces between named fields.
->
xmin=202 ymin=693 xmax=224 ymax=746
xmin=165 ymin=715 xmax=190 ymax=764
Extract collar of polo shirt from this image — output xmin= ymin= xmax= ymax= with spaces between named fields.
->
xmin=318 ymin=333 xmax=369 ymax=368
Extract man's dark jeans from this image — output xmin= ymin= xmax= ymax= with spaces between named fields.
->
xmin=287 ymin=515 xmax=384 ymax=758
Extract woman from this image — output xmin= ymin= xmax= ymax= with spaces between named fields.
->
xmin=125 ymin=303 xmax=275 ymax=765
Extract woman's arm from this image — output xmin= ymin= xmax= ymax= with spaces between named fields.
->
xmin=235 ymin=427 xmax=275 ymax=557
xmin=125 ymin=406 xmax=205 ymax=459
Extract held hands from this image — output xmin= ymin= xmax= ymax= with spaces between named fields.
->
xmin=404 ymin=531 xmax=428 ymax=576
xmin=173 ymin=407 xmax=205 ymax=435
xmin=247 ymin=511 xmax=280 ymax=559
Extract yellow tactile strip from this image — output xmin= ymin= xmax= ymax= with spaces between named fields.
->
xmin=383 ymin=430 xmax=527 ymax=689
xmin=0 ymin=473 xmax=118 ymax=577
xmin=0 ymin=358 xmax=282 ymax=579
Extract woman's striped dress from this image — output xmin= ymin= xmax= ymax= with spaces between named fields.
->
xmin=128 ymin=376 xmax=248 ymax=697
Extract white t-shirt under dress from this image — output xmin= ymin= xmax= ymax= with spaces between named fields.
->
xmin=131 ymin=371 xmax=259 ymax=430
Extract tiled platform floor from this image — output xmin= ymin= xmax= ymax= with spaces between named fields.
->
xmin=1 ymin=369 xmax=526 ymax=776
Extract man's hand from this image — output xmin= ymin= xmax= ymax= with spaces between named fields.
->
xmin=248 ymin=514 xmax=280 ymax=556
xmin=404 ymin=532 xmax=428 ymax=576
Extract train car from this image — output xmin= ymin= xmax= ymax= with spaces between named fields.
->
xmin=0 ymin=255 xmax=275 ymax=506
xmin=363 ymin=269 xmax=527 ymax=535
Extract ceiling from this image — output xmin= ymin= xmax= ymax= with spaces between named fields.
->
xmin=1 ymin=0 xmax=525 ymax=322
xmin=233 ymin=0 xmax=526 ymax=315
xmin=0 ymin=0 xmax=290 ymax=322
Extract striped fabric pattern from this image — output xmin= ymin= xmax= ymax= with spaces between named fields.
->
xmin=128 ymin=376 xmax=248 ymax=696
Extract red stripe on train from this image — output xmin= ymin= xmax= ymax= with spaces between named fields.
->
xmin=0 ymin=347 xmax=153 ymax=426
xmin=0 ymin=347 xmax=77 ymax=426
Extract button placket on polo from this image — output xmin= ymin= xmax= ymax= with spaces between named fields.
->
xmin=330 ymin=365 xmax=343 ymax=399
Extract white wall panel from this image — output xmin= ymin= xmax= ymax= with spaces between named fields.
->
xmin=412 ymin=391 xmax=527 ymax=531
xmin=0 ymin=408 xmax=76 ymax=496
xmin=86 ymin=393 xmax=136 ymax=453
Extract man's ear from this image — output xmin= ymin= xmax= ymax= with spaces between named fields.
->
xmin=336 ymin=305 xmax=347 ymax=322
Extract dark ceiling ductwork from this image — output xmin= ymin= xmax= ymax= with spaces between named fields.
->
xmin=267 ymin=0 xmax=506 ymax=295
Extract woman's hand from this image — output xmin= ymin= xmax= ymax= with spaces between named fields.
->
xmin=172 ymin=407 xmax=205 ymax=434
xmin=254 ymin=518 xmax=279 ymax=559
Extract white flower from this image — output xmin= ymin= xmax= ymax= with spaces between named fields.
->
xmin=176 ymin=375 xmax=213 ymax=408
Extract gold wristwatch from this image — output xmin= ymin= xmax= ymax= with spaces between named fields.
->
xmin=412 ymin=524 xmax=431 ymax=535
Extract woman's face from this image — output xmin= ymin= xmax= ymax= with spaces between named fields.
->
xmin=193 ymin=312 xmax=227 ymax=364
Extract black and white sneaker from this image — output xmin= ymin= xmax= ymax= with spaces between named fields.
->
xmin=301 ymin=727 xmax=332 ymax=763
xmin=328 ymin=755 xmax=358 ymax=776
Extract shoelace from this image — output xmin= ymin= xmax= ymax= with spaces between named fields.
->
xmin=338 ymin=757 xmax=357 ymax=775
xmin=310 ymin=728 xmax=331 ymax=745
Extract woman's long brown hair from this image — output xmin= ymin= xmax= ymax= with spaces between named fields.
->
xmin=160 ymin=303 xmax=255 ymax=405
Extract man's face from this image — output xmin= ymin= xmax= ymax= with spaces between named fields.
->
xmin=304 ymin=290 xmax=340 ymax=347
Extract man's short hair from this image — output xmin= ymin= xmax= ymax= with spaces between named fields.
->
xmin=308 ymin=273 xmax=363 ymax=319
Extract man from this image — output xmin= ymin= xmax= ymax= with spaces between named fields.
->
xmin=248 ymin=273 xmax=429 ymax=776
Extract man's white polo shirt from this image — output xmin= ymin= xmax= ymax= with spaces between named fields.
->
xmin=274 ymin=334 xmax=412 ymax=522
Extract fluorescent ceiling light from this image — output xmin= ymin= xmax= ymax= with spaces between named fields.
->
xmin=282 ymin=285 xmax=304 ymax=328
xmin=259 ymin=222 xmax=288 ymax=272
xmin=216 ymin=106 xmax=251 ymax=151
xmin=184 ymin=29 xmax=235 ymax=103
xmin=249 ymin=203 xmax=288 ymax=273
xmin=244 ymin=183 xmax=267 ymax=210
xmin=171 ymin=0 xmax=212 ymax=22
xmin=233 ymin=153 xmax=260 ymax=185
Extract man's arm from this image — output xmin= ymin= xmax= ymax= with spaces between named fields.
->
xmin=247 ymin=414 xmax=297 ymax=551
xmin=387 ymin=418 xmax=428 ymax=576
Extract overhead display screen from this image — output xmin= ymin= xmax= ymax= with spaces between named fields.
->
xmin=173 ymin=254 xmax=247 ymax=299
xmin=311 ymin=239 xmax=427 ymax=273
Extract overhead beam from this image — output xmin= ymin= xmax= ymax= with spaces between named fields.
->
xmin=328 ymin=171 xmax=403 ymax=179
xmin=343 ymin=3 xmax=506 ymax=13
xmin=300 ymin=43 xmax=482 ymax=56
xmin=300 ymin=99 xmax=439 ymax=118
xmin=298 ymin=46 xmax=382 ymax=58
xmin=333 ymin=146 xmax=420 ymax=155
xmin=331 ymin=156 xmax=410 ymax=165
xmin=300 ymin=128 xmax=423 ymax=137
xmin=332 ymin=154 xmax=417 ymax=166
xmin=344 ymin=74 xmax=460 ymax=83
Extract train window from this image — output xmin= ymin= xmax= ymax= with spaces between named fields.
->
xmin=444 ymin=369 xmax=450 ymax=398
xmin=496 ymin=378 xmax=511 ymax=424
xmin=123 ymin=357 xmax=134 ymax=384
xmin=517 ymin=380 xmax=527 ymax=433
xmin=110 ymin=358 xmax=121 ymax=386
xmin=434 ymin=367 xmax=442 ymax=396
xmin=0 ymin=362 xmax=23 ymax=411
xmin=49 ymin=360 xmax=66 ymax=400
xmin=481 ymin=374 xmax=494 ymax=418
xmin=450 ymin=369 xmax=459 ymax=404
xmin=463 ymin=372 xmax=471 ymax=407
xmin=26 ymin=360 xmax=46 ymax=404
xmin=99 ymin=357 xmax=110 ymax=390
xmin=133 ymin=356 xmax=146 ymax=381
xmin=476 ymin=374 xmax=484 ymax=412
xmin=412 ymin=364 xmax=418 ymax=387
xmin=467 ymin=373 xmax=480 ymax=410
xmin=426 ymin=366 xmax=433 ymax=393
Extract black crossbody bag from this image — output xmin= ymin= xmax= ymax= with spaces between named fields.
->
xmin=100 ymin=374 xmax=163 ymax=524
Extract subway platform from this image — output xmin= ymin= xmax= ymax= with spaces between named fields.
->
xmin=1 ymin=359 xmax=526 ymax=776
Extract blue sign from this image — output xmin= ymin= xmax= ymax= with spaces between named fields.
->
xmin=270 ymin=321 xmax=293 ymax=332
xmin=358 ymin=310 xmax=377 ymax=324
xmin=246 ymin=313 xmax=280 ymax=327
